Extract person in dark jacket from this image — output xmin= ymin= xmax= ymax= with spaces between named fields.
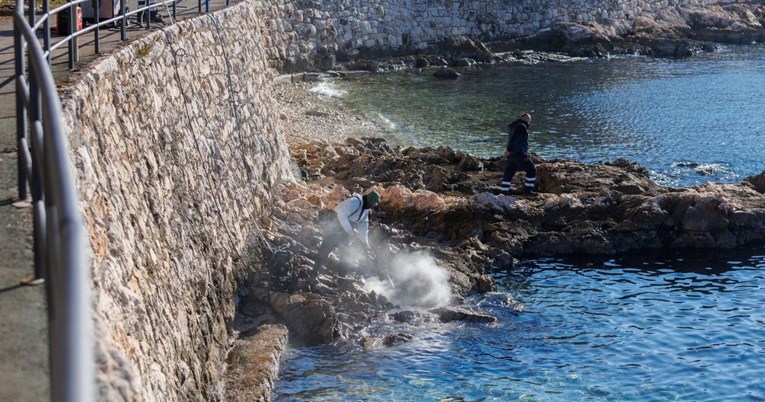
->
xmin=501 ymin=113 xmax=537 ymax=196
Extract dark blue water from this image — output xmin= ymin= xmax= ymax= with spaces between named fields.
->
xmin=323 ymin=44 xmax=765 ymax=187
xmin=274 ymin=247 xmax=765 ymax=401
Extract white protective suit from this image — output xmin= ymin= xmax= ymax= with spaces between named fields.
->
xmin=333 ymin=193 xmax=369 ymax=247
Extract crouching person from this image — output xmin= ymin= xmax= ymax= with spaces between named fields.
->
xmin=317 ymin=191 xmax=381 ymax=268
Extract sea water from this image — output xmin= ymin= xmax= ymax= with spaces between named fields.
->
xmin=275 ymin=248 xmax=765 ymax=401
xmin=273 ymin=45 xmax=765 ymax=401
xmin=330 ymin=44 xmax=765 ymax=188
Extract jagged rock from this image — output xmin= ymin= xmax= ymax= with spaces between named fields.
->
xmin=746 ymin=171 xmax=765 ymax=193
xmin=537 ymin=159 xmax=659 ymax=195
xmin=391 ymin=310 xmax=420 ymax=324
xmin=651 ymin=38 xmax=697 ymax=57
xmin=475 ymin=274 xmax=496 ymax=293
xmin=258 ymin=290 xmax=337 ymax=345
xmin=224 ymin=324 xmax=289 ymax=402
xmin=433 ymin=68 xmax=461 ymax=79
xmin=359 ymin=332 xmax=414 ymax=351
xmin=429 ymin=306 xmax=497 ymax=323
xmin=414 ymin=57 xmax=429 ymax=68
xmin=458 ymin=155 xmax=483 ymax=171
xmin=295 ymin=138 xmax=765 ymax=254
xmin=452 ymin=57 xmax=475 ymax=67
xmin=439 ymin=36 xmax=494 ymax=62
xmin=383 ymin=332 xmax=414 ymax=347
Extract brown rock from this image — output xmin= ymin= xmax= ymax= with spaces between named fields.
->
xmin=745 ymin=171 xmax=765 ymax=193
xmin=225 ymin=324 xmax=289 ymax=402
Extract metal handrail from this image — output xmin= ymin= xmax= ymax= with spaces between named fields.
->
xmin=12 ymin=0 xmax=233 ymax=399
xmin=30 ymin=0 xmax=186 ymax=65
xmin=14 ymin=0 xmax=94 ymax=401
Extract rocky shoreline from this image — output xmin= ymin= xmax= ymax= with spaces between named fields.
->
xmin=223 ymin=5 xmax=765 ymax=395
xmin=274 ymin=2 xmax=765 ymax=74
xmin=224 ymin=62 xmax=765 ymax=398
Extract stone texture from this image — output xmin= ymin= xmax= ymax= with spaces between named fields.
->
xmin=61 ymin=3 xmax=293 ymax=400
xmin=224 ymin=324 xmax=288 ymax=402
xmin=254 ymin=0 xmax=765 ymax=71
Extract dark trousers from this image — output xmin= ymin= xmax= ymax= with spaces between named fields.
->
xmin=501 ymin=155 xmax=536 ymax=194
xmin=317 ymin=217 xmax=349 ymax=266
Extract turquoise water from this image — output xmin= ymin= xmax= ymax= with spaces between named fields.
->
xmin=274 ymin=247 xmax=765 ymax=401
xmin=326 ymin=45 xmax=765 ymax=187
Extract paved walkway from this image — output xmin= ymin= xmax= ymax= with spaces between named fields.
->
xmin=0 ymin=1 xmax=229 ymax=400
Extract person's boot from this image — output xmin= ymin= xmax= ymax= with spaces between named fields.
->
xmin=522 ymin=187 xmax=537 ymax=197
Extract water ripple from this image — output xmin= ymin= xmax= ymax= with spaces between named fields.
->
xmin=334 ymin=45 xmax=765 ymax=187
xmin=275 ymin=251 xmax=765 ymax=399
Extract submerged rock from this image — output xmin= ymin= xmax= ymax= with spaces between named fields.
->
xmin=430 ymin=306 xmax=497 ymax=324
xmin=433 ymin=68 xmax=461 ymax=79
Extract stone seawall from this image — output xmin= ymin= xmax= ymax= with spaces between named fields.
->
xmin=257 ymin=0 xmax=757 ymax=70
xmin=61 ymin=2 xmax=292 ymax=400
xmin=57 ymin=0 xmax=758 ymax=400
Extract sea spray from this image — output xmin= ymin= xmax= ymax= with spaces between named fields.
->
xmin=315 ymin=200 xmax=452 ymax=309
xmin=361 ymin=250 xmax=452 ymax=309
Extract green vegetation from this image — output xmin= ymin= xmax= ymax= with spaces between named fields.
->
xmin=136 ymin=42 xmax=153 ymax=57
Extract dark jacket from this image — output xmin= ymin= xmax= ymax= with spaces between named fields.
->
xmin=506 ymin=119 xmax=529 ymax=157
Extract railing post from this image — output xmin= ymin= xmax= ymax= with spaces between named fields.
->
xmin=14 ymin=16 xmax=28 ymax=201
xmin=29 ymin=72 xmax=44 ymax=284
xmin=120 ymin=0 xmax=126 ymax=40
xmin=146 ymin=1 xmax=151 ymax=30
xmin=67 ymin=0 xmax=79 ymax=69
xmin=94 ymin=0 xmax=100 ymax=54
xmin=27 ymin=0 xmax=35 ymax=28
xmin=44 ymin=0 xmax=51 ymax=66
xmin=26 ymin=0 xmax=44 ymax=281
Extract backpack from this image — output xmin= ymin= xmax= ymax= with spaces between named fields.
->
xmin=318 ymin=195 xmax=363 ymax=223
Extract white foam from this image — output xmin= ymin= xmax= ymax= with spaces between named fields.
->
xmin=376 ymin=112 xmax=397 ymax=130
xmin=309 ymin=82 xmax=346 ymax=98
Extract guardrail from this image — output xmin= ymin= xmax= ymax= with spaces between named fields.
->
xmin=12 ymin=0 xmax=230 ymax=400
xmin=13 ymin=1 xmax=93 ymax=400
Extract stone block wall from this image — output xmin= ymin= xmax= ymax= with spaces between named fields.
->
xmin=61 ymin=3 xmax=292 ymax=400
xmin=57 ymin=0 xmax=753 ymax=400
xmin=256 ymin=0 xmax=754 ymax=70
